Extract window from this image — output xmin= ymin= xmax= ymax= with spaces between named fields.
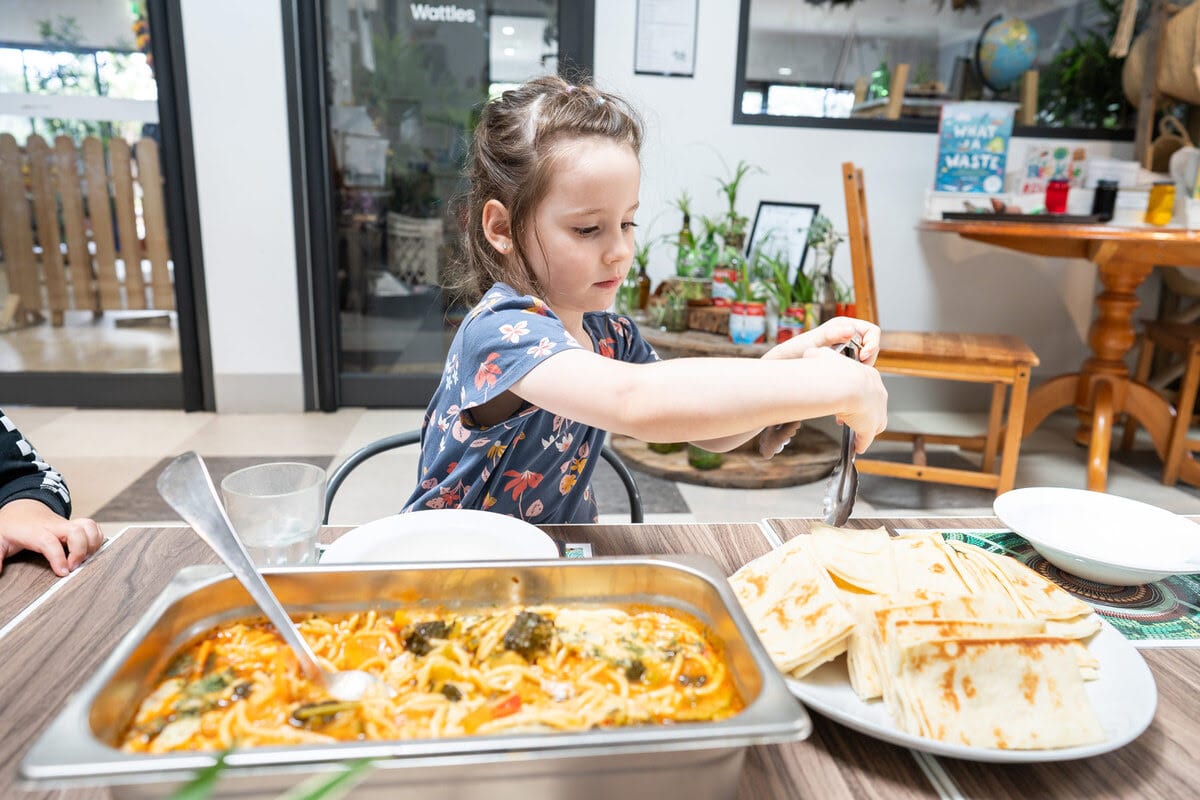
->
xmin=734 ymin=0 xmax=1138 ymax=138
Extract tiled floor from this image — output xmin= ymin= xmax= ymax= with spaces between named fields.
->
xmin=9 ymin=404 xmax=1200 ymax=539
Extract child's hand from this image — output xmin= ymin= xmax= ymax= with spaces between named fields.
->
xmin=764 ymin=317 xmax=880 ymax=365
xmin=803 ymin=347 xmax=889 ymax=452
xmin=0 ymin=499 xmax=103 ymax=577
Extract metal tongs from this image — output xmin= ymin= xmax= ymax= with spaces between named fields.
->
xmin=821 ymin=340 xmax=861 ymax=526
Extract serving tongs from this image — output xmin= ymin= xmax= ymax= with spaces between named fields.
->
xmin=821 ymin=341 xmax=860 ymax=526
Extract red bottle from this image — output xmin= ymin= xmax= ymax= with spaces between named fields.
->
xmin=1045 ymin=178 xmax=1069 ymax=214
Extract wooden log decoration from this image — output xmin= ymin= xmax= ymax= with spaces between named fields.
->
xmin=0 ymin=134 xmax=39 ymax=325
xmin=109 ymin=138 xmax=146 ymax=310
xmin=136 ymin=138 xmax=174 ymax=310
xmin=54 ymin=136 xmax=96 ymax=311
xmin=83 ymin=137 xmax=122 ymax=310
xmin=26 ymin=135 xmax=68 ymax=325
xmin=687 ymin=305 xmax=730 ymax=336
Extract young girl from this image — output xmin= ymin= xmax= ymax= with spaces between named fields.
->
xmin=404 ymin=76 xmax=887 ymax=523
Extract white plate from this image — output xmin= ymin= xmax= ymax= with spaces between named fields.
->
xmin=994 ymin=487 xmax=1200 ymax=585
xmin=320 ymin=509 xmax=559 ymax=564
xmin=785 ymin=617 xmax=1156 ymax=762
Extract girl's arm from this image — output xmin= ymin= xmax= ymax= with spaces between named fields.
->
xmin=509 ymin=345 xmax=887 ymax=454
xmin=672 ymin=316 xmax=884 ymax=453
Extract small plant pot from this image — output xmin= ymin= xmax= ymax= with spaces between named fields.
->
xmin=711 ymin=268 xmax=739 ymax=307
xmin=729 ymin=301 xmax=767 ymax=344
xmin=777 ymin=305 xmax=806 ymax=342
xmin=803 ymin=301 xmax=822 ymax=330
xmin=687 ymin=444 xmax=723 ymax=470
xmin=677 ymin=277 xmax=713 ymax=307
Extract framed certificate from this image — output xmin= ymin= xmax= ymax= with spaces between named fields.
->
xmin=634 ymin=0 xmax=698 ymax=77
xmin=745 ymin=201 xmax=820 ymax=272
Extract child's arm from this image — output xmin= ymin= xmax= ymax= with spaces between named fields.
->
xmin=686 ymin=317 xmax=881 ymax=452
xmin=509 ymin=338 xmax=887 ymax=454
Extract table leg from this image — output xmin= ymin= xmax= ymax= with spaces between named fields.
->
xmin=1087 ymin=379 xmax=1115 ymax=491
xmin=1076 ymin=257 xmax=1154 ymax=445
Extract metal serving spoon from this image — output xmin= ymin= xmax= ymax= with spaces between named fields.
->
xmin=156 ymin=451 xmax=381 ymax=702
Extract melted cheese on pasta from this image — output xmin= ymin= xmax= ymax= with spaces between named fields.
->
xmin=119 ymin=605 xmax=742 ymax=753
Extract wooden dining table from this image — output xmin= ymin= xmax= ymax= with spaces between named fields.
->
xmin=922 ymin=218 xmax=1200 ymax=492
xmin=0 ymin=516 xmax=1195 ymax=799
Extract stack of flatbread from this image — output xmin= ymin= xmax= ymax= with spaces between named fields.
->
xmin=729 ymin=524 xmax=1106 ymax=750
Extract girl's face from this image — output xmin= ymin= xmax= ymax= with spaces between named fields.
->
xmin=521 ymin=136 xmax=640 ymax=318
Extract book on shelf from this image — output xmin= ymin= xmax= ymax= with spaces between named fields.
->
xmin=1017 ymin=144 xmax=1088 ymax=195
xmin=933 ymin=102 xmax=1016 ymax=193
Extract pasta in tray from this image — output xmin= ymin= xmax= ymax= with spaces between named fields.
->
xmin=119 ymin=605 xmax=742 ymax=753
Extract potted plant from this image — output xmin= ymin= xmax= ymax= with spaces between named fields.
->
xmin=729 ymin=260 xmax=768 ymax=345
xmin=671 ymin=190 xmax=695 ymax=275
xmin=651 ymin=283 xmax=689 ymax=333
xmin=633 ymin=236 xmax=654 ymax=310
xmin=758 ymin=249 xmax=806 ymax=342
xmin=715 ymin=159 xmax=762 ymax=252
xmin=835 ymin=278 xmax=856 ymax=318
xmin=805 ymin=214 xmax=846 ymax=324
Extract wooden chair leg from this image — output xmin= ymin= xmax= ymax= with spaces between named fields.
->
xmin=981 ymin=382 xmax=1006 ymax=474
xmin=1121 ymin=336 xmax=1155 ymax=451
xmin=1162 ymin=344 xmax=1200 ymax=485
xmin=996 ymin=367 xmax=1031 ymax=495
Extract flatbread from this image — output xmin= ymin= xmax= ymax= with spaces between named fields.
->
xmin=807 ymin=523 xmax=899 ymax=595
xmin=729 ymin=535 xmax=855 ymax=674
xmin=891 ymin=532 xmax=974 ymax=598
xmin=894 ymin=637 xmax=1105 ymax=749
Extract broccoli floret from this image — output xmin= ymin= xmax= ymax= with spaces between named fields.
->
xmin=502 ymin=611 xmax=555 ymax=661
xmin=403 ymin=620 xmax=451 ymax=656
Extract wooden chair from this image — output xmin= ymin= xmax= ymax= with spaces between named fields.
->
xmin=842 ymin=162 xmax=1040 ymax=495
xmin=1120 ymin=282 xmax=1200 ymax=484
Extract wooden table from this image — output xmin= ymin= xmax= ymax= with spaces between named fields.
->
xmin=2 ymin=517 xmax=1195 ymax=799
xmin=922 ymin=218 xmax=1200 ymax=491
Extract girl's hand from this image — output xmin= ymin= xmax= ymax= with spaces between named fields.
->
xmin=764 ymin=317 xmax=881 ymax=365
xmin=803 ymin=347 xmax=889 ymax=452
xmin=0 ymin=499 xmax=103 ymax=577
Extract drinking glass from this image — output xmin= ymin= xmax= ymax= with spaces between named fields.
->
xmin=219 ymin=462 xmax=326 ymax=566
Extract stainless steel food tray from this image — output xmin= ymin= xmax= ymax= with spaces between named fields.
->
xmin=21 ymin=555 xmax=810 ymax=799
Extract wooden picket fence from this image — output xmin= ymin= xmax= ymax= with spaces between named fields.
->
xmin=0 ymin=133 xmax=173 ymax=327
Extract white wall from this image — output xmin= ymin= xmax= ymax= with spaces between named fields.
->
xmin=177 ymin=1 xmax=1141 ymax=413
xmin=593 ymin=0 xmax=1140 ymax=410
xmin=180 ymin=0 xmax=303 ymax=412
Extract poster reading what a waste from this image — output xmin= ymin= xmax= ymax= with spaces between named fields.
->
xmin=934 ymin=102 xmax=1016 ymax=193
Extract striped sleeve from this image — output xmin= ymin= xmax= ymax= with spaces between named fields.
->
xmin=0 ymin=409 xmax=71 ymax=518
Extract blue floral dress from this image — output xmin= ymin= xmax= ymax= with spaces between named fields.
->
xmin=403 ymin=283 xmax=659 ymax=523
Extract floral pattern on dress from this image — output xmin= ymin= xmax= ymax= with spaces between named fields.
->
xmin=402 ymin=282 xmax=659 ymax=523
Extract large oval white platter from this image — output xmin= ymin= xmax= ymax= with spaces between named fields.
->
xmin=321 ymin=509 xmax=559 ymax=563
xmin=785 ymin=616 xmax=1156 ymax=763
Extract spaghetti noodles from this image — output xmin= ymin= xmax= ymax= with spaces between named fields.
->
xmin=119 ymin=604 xmax=742 ymax=753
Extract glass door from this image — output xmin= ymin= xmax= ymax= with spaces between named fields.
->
xmin=0 ymin=0 xmax=204 ymax=408
xmin=299 ymin=0 xmax=587 ymax=408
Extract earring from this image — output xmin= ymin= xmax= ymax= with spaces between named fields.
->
xmin=499 ymin=241 xmax=510 ymax=252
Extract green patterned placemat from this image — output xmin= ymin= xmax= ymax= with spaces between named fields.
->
xmin=927 ymin=529 xmax=1200 ymax=646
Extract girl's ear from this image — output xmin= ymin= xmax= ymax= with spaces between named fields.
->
xmin=482 ymin=199 xmax=514 ymax=255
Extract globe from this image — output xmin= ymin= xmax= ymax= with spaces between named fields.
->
xmin=975 ymin=16 xmax=1038 ymax=92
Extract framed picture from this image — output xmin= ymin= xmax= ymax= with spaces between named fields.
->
xmin=634 ymin=0 xmax=698 ymax=77
xmin=745 ymin=201 xmax=820 ymax=273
